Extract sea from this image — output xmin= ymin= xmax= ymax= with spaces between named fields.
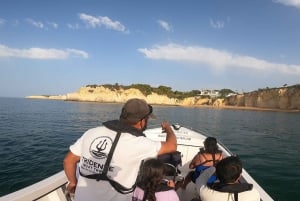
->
xmin=0 ymin=97 xmax=299 ymax=201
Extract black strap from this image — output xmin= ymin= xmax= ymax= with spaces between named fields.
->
xmin=197 ymin=159 xmax=213 ymax=167
xmin=210 ymin=183 xmax=253 ymax=193
xmin=96 ymin=131 xmax=121 ymax=181
xmin=197 ymin=152 xmax=222 ymax=167
xmin=103 ymin=120 xmax=145 ymax=137
xmin=79 ymin=131 xmax=121 ymax=181
xmin=234 ymin=192 xmax=238 ymax=201
xmin=79 ymin=120 xmax=147 ymax=194
xmin=79 ymin=130 xmax=137 ymax=194
xmin=209 ymin=182 xmax=253 ymax=201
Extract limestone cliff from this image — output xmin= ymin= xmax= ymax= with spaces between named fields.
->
xmin=65 ymin=86 xmax=210 ymax=106
xmin=224 ymin=87 xmax=300 ymax=110
xmin=26 ymin=85 xmax=300 ymax=111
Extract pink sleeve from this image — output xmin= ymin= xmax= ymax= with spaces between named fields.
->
xmin=155 ymin=190 xmax=180 ymax=201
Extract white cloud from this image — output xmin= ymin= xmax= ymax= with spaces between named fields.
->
xmin=274 ymin=0 xmax=300 ymax=8
xmin=78 ymin=13 xmax=128 ymax=33
xmin=26 ymin=18 xmax=44 ymax=29
xmin=157 ymin=20 xmax=172 ymax=31
xmin=26 ymin=19 xmax=59 ymax=30
xmin=0 ymin=44 xmax=88 ymax=59
xmin=210 ymin=19 xmax=224 ymax=29
xmin=48 ymin=22 xmax=58 ymax=29
xmin=137 ymin=43 xmax=300 ymax=75
xmin=67 ymin=23 xmax=80 ymax=29
xmin=66 ymin=48 xmax=89 ymax=58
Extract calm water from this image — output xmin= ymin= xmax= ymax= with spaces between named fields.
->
xmin=0 ymin=97 xmax=299 ymax=201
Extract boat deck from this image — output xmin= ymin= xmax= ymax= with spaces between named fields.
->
xmin=0 ymin=125 xmax=274 ymax=201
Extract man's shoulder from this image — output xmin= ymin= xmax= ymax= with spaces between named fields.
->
xmin=86 ymin=126 xmax=113 ymax=133
xmin=81 ymin=126 xmax=115 ymax=139
xmin=84 ymin=126 xmax=151 ymax=142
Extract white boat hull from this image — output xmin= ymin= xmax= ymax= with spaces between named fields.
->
xmin=0 ymin=125 xmax=274 ymax=201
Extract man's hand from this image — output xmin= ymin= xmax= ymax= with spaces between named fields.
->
xmin=66 ymin=182 xmax=77 ymax=193
xmin=158 ymin=121 xmax=177 ymax=155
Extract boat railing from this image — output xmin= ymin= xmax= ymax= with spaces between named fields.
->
xmin=0 ymin=171 xmax=69 ymax=201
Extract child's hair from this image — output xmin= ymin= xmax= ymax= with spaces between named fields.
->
xmin=139 ymin=158 xmax=165 ymax=201
xmin=203 ymin=137 xmax=219 ymax=154
xmin=215 ymin=156 xmax=242 ymax=183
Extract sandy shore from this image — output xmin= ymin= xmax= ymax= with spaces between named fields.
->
xmin=25 ymin=96 xmax=299 ymax=113
xmin=196 ymin=105 xmax=300 ymax=113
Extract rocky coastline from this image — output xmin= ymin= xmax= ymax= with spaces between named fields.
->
xmin=26 ymin=85 xmax=300 ymax=112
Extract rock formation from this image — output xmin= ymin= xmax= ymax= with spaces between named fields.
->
xmin=225 ymin=87 xmax=300 ymax=110
xmin=26 ymin=85 xmax=300 ymax=111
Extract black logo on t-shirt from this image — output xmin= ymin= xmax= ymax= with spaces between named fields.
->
xmin=89 ymin=136 xmax=113 ymax=159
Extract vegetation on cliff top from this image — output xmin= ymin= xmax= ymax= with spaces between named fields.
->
xmin=257 ymin=84 xmax=300 ymax=92
xmin=86 ymin=83 xmax=299 ymax=100
xmin=86 ymin=83 xmax=235 ymax=99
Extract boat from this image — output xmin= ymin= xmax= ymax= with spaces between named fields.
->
xmin=0 ymin=124 xmax=274 ymax=201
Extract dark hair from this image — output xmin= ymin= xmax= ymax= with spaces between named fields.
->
xmin=215 ymin=156 xmax=242 ymax=184
xmin=138 ymin=158 xmax=165 ymax=201
xmin=203 ymin=137 xmax=219 ymax=154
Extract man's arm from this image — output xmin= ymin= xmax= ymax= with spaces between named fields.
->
xmin=63 ymin=151 xmax=80 ymax=193
xmin=157 ymin=122 xmax=177 ymax=155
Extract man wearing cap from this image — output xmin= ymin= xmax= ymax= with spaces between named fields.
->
xmin=63 ymin=98 xmax=177 ymax=201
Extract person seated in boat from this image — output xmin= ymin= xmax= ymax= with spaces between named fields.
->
xmin=196 ymin=156 xmax=260 ymax=201
xmin=132 ymin=158 xmax=180 ymax=201
xmin=63 ymin=98 xmax=177 ymax=201
xmin=181 ymin=137 xmax=223 ymax=189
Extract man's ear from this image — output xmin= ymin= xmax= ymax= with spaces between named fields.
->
xmin=236 ymin=174 xmax=242 ymax=182
xmin=140 ymin=118 xmax=147 ymax=126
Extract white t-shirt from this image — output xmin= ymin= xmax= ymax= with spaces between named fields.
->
xmin=196 ymin=167 xmax=260 ymax=201
xmin=70 ymin=126 xmax=161 ymax=201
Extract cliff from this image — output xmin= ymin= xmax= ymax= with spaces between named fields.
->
xmin=225 ymin=87 xmax=300 ymax=110
xmin=64 ymin=86 xmax=211 ymax=106
xmin=26 ymin=85 xmax=300 ymax=111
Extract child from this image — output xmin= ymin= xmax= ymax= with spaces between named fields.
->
xmin=132 ymin=158 xmax=179 ymax=201
xmin=181 ymin=137 xmax=223 ymax=189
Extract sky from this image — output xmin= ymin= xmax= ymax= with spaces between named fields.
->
xmin=1 ymin=0 xmax=300 ymax=97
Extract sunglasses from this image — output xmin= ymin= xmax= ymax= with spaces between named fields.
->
xmin=141 ymin=104 xmax=153 ymax=120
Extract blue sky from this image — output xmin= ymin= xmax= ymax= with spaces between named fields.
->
xmin=1 ymin=0 xmax=300 ymax=97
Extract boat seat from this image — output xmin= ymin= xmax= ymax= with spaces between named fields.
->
xmin=163 ymin=162 xmax=184 ymax=182
xmin=157 ymin=151 xmax=182 ymax=169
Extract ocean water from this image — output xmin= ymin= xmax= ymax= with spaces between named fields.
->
xmin=0 ymin=97 xmax=299 ymax=201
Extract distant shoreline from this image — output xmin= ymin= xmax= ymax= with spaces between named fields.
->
xmin=25 ymin=96 xmax=300 ymax=113
xmin=194 ymin=104 xmax=300 ymax=113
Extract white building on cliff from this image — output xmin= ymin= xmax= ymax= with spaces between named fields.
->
xmin=198 ymin=89 xmax=220 ymax=98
